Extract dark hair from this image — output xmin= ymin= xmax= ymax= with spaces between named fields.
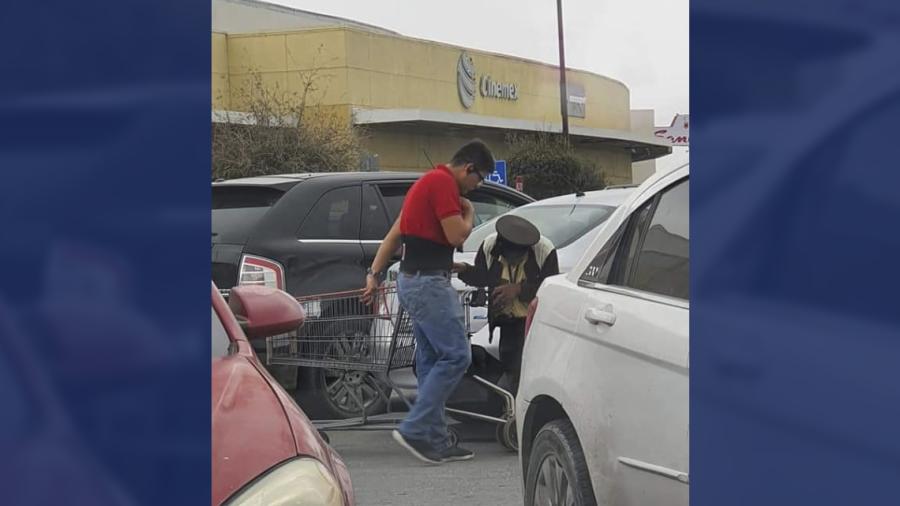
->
xmin=450 ymin=139 xmax=495 ymax=175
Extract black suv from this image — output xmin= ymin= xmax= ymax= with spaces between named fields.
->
xmin=212 ymin=172 xmax=533 ymax=418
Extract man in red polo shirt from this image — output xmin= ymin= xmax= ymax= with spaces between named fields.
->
xmin=364 ymin=139 xmax=494 ymax=464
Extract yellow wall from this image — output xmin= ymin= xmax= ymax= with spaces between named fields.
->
xmin=223 ymin=29 xmax=351 ymax=111
xmin=212 ymin=27 xmax=631 ymax=131
xmin=211 ymin=27 xmax=636 ymax=182
xmin=363 ymin=129 xmax=632 ymax=185
xmin=212 ymin=32 xmax=230 ymax=109
xmin=344 ymin=29 xmax=630 ymax=131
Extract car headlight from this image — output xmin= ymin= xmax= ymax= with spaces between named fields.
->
xmin=227 ymin=458 xmax=344 ymax=506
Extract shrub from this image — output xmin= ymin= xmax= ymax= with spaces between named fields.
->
xmin=505 ymin=132 xmax=605 ymax=199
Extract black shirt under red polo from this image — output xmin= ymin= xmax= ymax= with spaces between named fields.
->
xmin=399 ymin=165 xmax=460 ymax=272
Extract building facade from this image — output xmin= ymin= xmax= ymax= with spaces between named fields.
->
xmin=212 ymin=0 xmax=671 ymax=184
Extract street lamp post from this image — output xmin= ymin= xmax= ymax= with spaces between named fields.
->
xmin=556 ymin=0 xmax=570 ymax=140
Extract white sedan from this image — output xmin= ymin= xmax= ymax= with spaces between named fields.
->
xmin=389 ymin=187 xmax=634 ymax=360
xmin=517 ymin=163 xmax=689 ymax=506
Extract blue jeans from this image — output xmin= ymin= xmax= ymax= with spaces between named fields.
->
xmin=397 ymin=272 xmax=471 ymax=451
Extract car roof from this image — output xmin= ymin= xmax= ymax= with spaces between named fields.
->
xmin=211 ymin=171 xmax=534 ymax=199
xmin=213 ymin=171 xmax=422 ymax=185
xmin=518 ymin=187 xmax=635 ymax=208
xmin=212 ymin=171 xmax=417 ymax=187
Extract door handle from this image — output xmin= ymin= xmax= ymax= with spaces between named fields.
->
xmin=585 ymin=307 xmax=616 ymax=326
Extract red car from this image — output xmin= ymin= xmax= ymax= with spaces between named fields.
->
xmin=212 ymin=283 xmax=354 ymax=506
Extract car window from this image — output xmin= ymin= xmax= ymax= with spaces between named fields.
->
xmin=464 ymin=204 xmax=617 ymax=252
xmin=375 ymin=184 xmax=411 ymax=221
xmin=212 ymin=307 xmax=231 ymax=358
xmin=627 ymin=179 xmax=690 ymax=299
xmin=361 ymin=184 xmax=391 ymax=240
xmin=467 ymin=191 xmax=518 ymax=226
xmin=580 ymin=201 xmax=653 ymax=285
xmin=298 ymin=186 xmax=361 ymax=240
xmin=212 ymin=186 xmax=286 ymax=244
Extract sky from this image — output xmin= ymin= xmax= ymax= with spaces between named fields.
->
xmin=270 ymin=0 xmax=689 ymax=125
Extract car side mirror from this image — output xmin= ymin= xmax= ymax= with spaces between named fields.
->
xmin=228 ymin=286 xmax=305 ymax=340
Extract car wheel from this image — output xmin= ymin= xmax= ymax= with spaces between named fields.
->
xmin=525 ymin=419 xmax=597 ymax=506
xmin=297 ymin=366 xmax=390 ymax=420
xmin=294 ymin=320 xmax=391 ymax=420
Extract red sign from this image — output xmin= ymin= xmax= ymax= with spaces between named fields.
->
xmin=654 ymin=114 xmax=689 ymax=147
xmin=515 ymin=176 xmax=524 ymax=192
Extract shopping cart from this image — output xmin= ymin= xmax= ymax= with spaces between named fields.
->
xmin=268 ymin=283 xmax=517 ymax=450
xmin=447 ymin=287 xmax=519 ymax=451
xmin=267 ymin=284 xmax=418 ymax=435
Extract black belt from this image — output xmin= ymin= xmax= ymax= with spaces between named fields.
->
xmin=400 ymin=268 xmax=450 ymax=278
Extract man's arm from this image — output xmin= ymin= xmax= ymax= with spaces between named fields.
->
xmin=440 ymin=197 xmax=475 ymax=247
xmin=457 ymin=244 xmax=489 ymax=287
xmin=370 ymin=216 xmax=402 ymax=275
xmin=363 ymin=215 xmax=402 ymax=301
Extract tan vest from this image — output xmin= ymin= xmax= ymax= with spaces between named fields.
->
xmin=481 ymin=232 xmax=554 ymax=319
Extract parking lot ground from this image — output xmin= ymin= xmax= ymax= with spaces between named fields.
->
xmin=327 ymin=421 xmax=522 ymax=506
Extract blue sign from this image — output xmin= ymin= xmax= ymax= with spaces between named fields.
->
xmin=488 ymin=160 xmax=507 ymax=186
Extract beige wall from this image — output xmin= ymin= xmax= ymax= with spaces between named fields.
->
xmin=222 ymin=29 xmax=351 ymax=111
xmin=363 ymin=129 xmax=633 ymax=186
xmin=212 ymin=27 xmax=631 ymax=131
xmin=342 ymin=29 xmax=630 ymax=131
xmin=630 ymin=109 xmax=658 ymax=184
xmin=212 ymin=32 xmax=231 ymax=109
xmin=212 ymin=27 xmax=637 ymax=183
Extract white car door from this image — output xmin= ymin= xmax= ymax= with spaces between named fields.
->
xmin=568 ymin=176 xmax=690 ymax=505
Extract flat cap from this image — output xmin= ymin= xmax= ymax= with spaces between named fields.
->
xmin=495 ymin=215 xmax=540 ymax=247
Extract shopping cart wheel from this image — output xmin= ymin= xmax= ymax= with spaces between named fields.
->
xmin=496 ymin=419 xmax=518 ymax=451
xmin=448 ymin=426 xmax=460 ymax=447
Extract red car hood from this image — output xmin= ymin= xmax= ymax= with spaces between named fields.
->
xmin=212 ymin=355 xmax=300 ymax=504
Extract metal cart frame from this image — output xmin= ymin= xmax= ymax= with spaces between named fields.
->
xmin=266 ymin=284 xmax=518 ymax=450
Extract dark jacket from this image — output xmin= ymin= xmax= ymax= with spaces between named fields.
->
xmin=458 ymin=233 xmax=559 ymax=325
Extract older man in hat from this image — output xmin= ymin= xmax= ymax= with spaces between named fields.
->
xmin=454 ymin=215 xmax=559 ymax=394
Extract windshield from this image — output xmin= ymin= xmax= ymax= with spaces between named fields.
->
xmin=212 ymin=186 xmax=285 ymax=244
xmin=463 ymin=204 xmax=616 ymax=252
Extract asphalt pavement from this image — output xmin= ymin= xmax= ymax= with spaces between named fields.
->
xmin=327 ymin=422 xmax=523 ymax=506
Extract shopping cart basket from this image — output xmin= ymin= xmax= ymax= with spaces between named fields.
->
xmin=267 ymin=284 xmax=420 ymax=433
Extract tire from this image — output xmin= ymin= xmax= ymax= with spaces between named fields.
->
xmin=524 ymin=419 xmax=598 ymax=506
xmin=296 ymin=366 xmax=390 ymax=420
xmin=496 ymin=419 xmax=518 ymax=451
xmin=293 ymin=317 xmax=391 ymax=420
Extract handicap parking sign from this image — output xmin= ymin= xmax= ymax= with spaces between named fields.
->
xmin=488 ymin=160 xmax=507 ymax=186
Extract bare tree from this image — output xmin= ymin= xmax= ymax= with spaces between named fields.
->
xmin=212 ymin=53 xmax=367 ymax=180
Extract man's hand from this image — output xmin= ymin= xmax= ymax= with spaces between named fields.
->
xmin=460 ymin=197 xmax=474 ymax=218
xmin=492 ymin=283 xmax=522 ymax=306
xmin=361 ymin=274 xmax=380 ymax=306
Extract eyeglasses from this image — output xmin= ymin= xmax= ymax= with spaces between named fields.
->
xmin=468 ymin=166 xmax=486 ymax=184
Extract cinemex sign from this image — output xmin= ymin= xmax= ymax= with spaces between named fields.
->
xmin=457 ymin=51 xmax=519 ymax=108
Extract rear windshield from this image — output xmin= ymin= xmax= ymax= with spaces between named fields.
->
xmin=463 ymin=204 xmax=616 ymax=252
xmin=212 ymin=186 xmax=285 ymax=244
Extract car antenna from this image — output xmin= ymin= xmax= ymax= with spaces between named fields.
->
xmin=422 ymin=150 xmax=436 ymax=169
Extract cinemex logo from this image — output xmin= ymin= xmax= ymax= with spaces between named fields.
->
xmin=457 ymin=52 xmax=477 ymax=109
xmin=457 ymin=51 xmax=520 ymax=108
xmin=480 ymin=75 xmax=518 ymax=101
